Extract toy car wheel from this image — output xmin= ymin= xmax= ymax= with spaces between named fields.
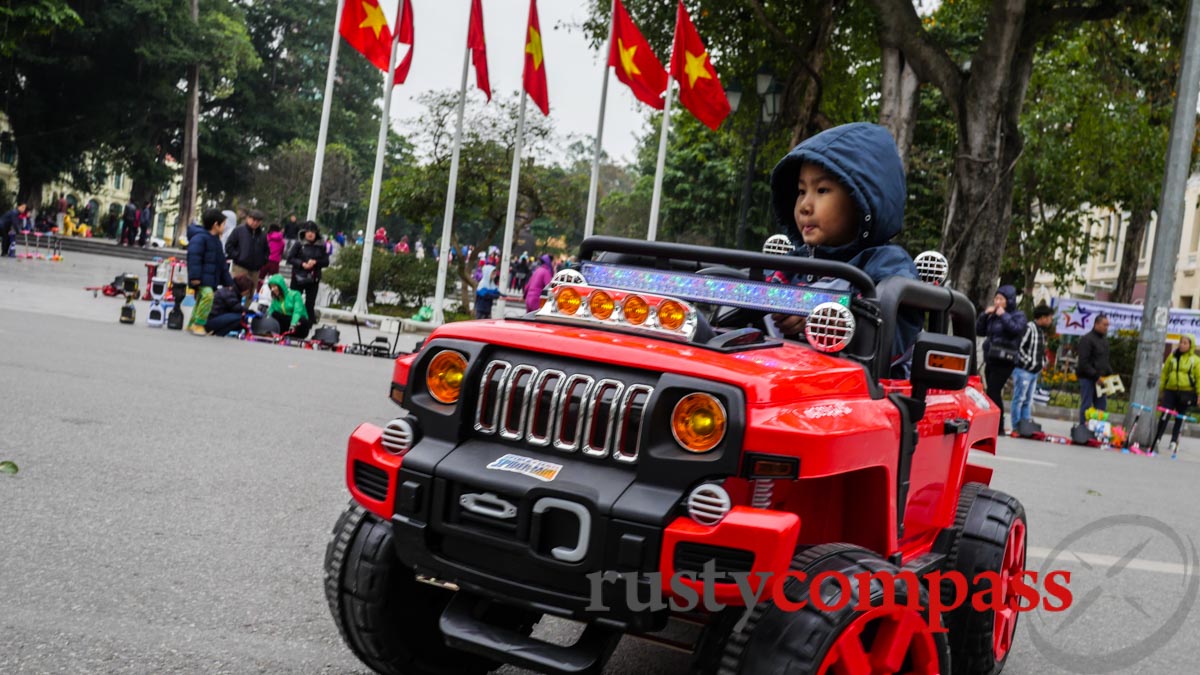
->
xmin=942 ymin=484 xmax=1027 ymax=675
xmin=324 ymin=503 xmax=529 ymax=675
xmin=717 ymin=543 xmax=948 ymax=675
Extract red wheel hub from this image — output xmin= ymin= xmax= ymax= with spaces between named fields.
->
xmin=993 ymin=518 xmax=1026 ymax=661
xmin=818 ymin=606 xmax=940 ymax=675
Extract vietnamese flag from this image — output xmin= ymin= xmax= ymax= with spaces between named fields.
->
xmin=607 ymin=0 xmax=668 ymax=110
xmin=340 ymin=0 xmax=393 ymax=73
xmin=393 ymin=0 xmax=414 ymax=85
xmin=523 ymin=0 xmax=549 ymax=116
xmin=669 ymin=1 xmax=730 ymax=130
xmin=468 ymin=0 xmax=491 ymax=101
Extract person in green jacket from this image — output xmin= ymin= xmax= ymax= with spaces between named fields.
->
xmin=267 ymin=273 xmax=311 ymax=338
xmin=1155 ymin=334 xmax=1200 ymax=455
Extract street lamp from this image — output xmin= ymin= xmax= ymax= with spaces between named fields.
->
xmin=735 ymin=71 xmax=780 ymax=250
xmin=725 ymin=81 xmax=743 ymax=116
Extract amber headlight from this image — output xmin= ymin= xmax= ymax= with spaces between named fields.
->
xmin=671 ymin=393 xmax=726 ymax=453
xmin=426 ymin=350 xmax=467 ymax=404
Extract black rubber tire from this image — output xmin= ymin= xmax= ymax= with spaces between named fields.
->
xmin=718 ymin=543 xmax=950 ymax=674
xmin=323 ymin=503 xmax=496 ymax=675
xmin=942 ymin=486 xmax=1027 ymax=675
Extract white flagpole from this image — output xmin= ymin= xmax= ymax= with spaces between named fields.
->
xmin=307 ymin=0 xmax=346 ymax=221
xmin=497 ymin=92 xmax=529 ymax=318
xmin=432 ymin=44 xmax=473 ymax=326
xmin=351 ymin=3 xmax=404 ymax=317
xmin=584 ymin=0 xmax=616 ymax=240
xmin=647 ymin=76 xmax=675 ymax=241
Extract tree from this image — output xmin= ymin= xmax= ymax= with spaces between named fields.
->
xmin=868 ymin=0 xmax=1155 ymax=309
xmin=251 ymin=139 xmax=363 ymax=226
xmin=0 ymin=1 xmax=80 ymax=57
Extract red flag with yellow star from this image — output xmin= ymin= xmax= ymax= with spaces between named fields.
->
xmin=669 ymin=1 xmax=729 ymax=130
xmin=523 ymin=0 xmax=549 ymax=115
xmin=393 ymin=0 xmax=414 ymax=85
xmin=468 ymin=0 xmax=491 ymax=101
xmin=607 ymin=0 xmax=667 ymax=110
xmin=340 ymin=0 xmax=393 ymax=73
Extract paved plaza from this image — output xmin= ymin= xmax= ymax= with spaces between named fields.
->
xmin=2 ymin=253 xmax=1200 ymax=674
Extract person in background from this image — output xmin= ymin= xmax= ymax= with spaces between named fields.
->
xmin=206 ymin=274 xmax=255 ymax=336
xmin=186 ymin=209 xmax=233 ymax=336
xmin=977 ymin=285 xmax=1027 ymax=435
xmin=261 ymin=223 xmax=285 ymax=278
xmin=283 ymin=214 xmax=300 ymax=253
xmin=138 ymin=200 xmax=154 ymax=247
xmin=286 ymin=222 xmax=330 ymax=323
xmin=225 ymin=208 xmax=269 ymax=290
xmin=267 ymin=273 xmax=311 ymax=338
xmin=1075 ymin=314 xmax=1112 ymax=425
xmin=474 ymin=263 xmax=500 ymax=319
xmin=0 ymin=202 xmax=26 ymax=258
xmin=1011 ymin=304 xmax=1054 ymax=432
xmin=1154 ymin=333 xmax=1200 ymax=456
xmin=524 ymin=254 xmax=554 ymax=313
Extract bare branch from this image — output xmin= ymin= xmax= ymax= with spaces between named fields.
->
xmin=742 ymin=0 xmax=806 ymax=58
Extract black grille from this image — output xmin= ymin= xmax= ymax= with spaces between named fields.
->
xmin=353 ymin=461 xmax=390 ymax=501
xmin=673 ymin=543 xmax=755 ymax=578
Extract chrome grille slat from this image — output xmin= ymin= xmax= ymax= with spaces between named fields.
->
xmin=473 ymin=359 xmax=652 ymax=464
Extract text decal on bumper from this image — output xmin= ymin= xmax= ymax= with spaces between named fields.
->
xmin=486 ymin=454 xmax=564 ymax=482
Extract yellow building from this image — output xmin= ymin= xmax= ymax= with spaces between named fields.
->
xmin=1032 ymin=174 xmax=1200 ymax=309
xmin=0 ymin=113 xmax=182 ymax=243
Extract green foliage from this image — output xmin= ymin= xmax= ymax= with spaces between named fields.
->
xmin=323 ymin=245 xmax=452 ymax=308
xmin=251 ymin=140 xmax=363 ymax=226
xmin=0 ymin=0 xmax=81 ymax=57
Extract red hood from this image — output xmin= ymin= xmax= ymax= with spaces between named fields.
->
xmin=413 ymin=319 xmax=871 ymax=405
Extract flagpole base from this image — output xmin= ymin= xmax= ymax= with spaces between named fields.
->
xmin=351 ymin=300 xmax=369 ymax=317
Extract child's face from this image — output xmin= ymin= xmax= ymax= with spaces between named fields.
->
xmin=794 ymin=164 xmax=857 ymax=248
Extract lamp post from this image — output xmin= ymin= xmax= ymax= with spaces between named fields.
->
xmin=732 ymin=70 xmax=782 ymax=250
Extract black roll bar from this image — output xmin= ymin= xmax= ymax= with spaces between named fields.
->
xmin=874 ymin=277 xmax=978 ymax=380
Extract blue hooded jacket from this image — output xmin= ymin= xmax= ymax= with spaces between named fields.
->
xmin=976 ymin=284 xmax=1027 ymax=361
xmin=770 ymin=123 xmax=919 ymax=365
xmin=187 ymin=222 xmax=233 ymax=290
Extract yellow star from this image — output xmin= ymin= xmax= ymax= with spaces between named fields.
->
xmin=617 ymin=38 xmax=641 ymax=78
xmin=526 ymin=26 xmax=543 ymax=70
xmin=683 ymin=50 xmax=712 ymax=88
xmin=358 ymin=1 xmax=387 ymax=40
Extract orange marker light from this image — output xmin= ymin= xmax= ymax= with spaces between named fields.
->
xmin=556 ymin=287 xmax=582 ymax=315
xmin=623 ymin=295 xmax=649 ymax=325
xmin=589 ymin=290 xmax=615 ymax=320
xmin=426 ymin=350 xmax=467 ymax=404
xmin=657 ymin=300 xmax=687 ymax=331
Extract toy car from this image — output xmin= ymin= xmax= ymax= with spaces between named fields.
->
xmin=324 ymin=237 xmax=1027 ymax=675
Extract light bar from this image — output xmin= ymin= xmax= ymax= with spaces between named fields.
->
xmin=579 ymin=262 xmax=849 ymax=316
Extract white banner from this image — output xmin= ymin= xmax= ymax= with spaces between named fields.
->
xmin=1054 ymin=298 xmax=1200 ymax=337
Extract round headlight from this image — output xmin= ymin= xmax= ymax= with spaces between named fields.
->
xmin=556 ymin=287 xmax=582 ymax=315
xmin=804 ymin=302 xmax=856 ymax=353
xmin=657 ymin=300 xmax=688 ymax=331
xmin=623 ymin=295 xmax=649 ymax=325
xmin=426 ymin=350 xmax=467 ymax=404
xmin=589 ymin=290 xmax=615 ymax=320
xmin=671 ymin=393 xmax=726 ymax=453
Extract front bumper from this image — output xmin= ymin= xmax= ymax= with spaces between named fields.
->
xmin=345 ymin=422 xmax=802 ymax=628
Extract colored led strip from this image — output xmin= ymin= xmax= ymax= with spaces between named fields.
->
xmin=579 ymin=262 xmax=849 ymax=316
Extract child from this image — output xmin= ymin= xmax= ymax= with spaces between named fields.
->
xmin=767 ymin=123 xmax=920 ymax=368
xmin=266 ymin=273 xmax=311 ymax=339
xmin=262 ymin=223 xmax=285 ymax=277
xmin=206 ymin=274 xmax=255 ymax=336
xmin=474 ymin=263 xmax=501 ymax=319
xmin=186 ymin=209 xmax=234 ymax=336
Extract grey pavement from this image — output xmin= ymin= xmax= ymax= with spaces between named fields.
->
xmin=2 ymin=253 xmax=1200 ymax=673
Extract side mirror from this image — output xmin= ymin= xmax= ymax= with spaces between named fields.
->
xmin=910 ymin=331 xmax=973 ymax=401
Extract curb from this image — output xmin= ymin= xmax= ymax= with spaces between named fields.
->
xmin=315 ymin=306 xmax=436 ymax=335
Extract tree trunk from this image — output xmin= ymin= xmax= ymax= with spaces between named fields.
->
xmin=879 ymin=47 xmax=921 ymax=168
xmin=786 ymin=0 xmax=840 ymax=146
xmin=1113 ymin=205 xmax=1152 ymax=303
xmin=175 ymin=0 xmax=200 ymax=246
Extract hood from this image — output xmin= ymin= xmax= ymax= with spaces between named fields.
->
xmin=997 ymin=285 xmax=1018 ymax=311
xmin=540 ymin=254 xmax=553 ymax=267
xmin=267 ymin=273 xmax=289 ymax=296
xmin=478 ymin=264 xmax=498 ymax=291
xmin=770 ymin=123 xmax=906 ymax=261
xmin=1178 ymin=334 xmax=1197 ymax=356
xmin=186 ymin=222 xmax=205 ymax=239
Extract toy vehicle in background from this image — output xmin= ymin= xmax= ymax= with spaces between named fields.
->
xmin=324 ymin=236 xmax=1026 ymax=675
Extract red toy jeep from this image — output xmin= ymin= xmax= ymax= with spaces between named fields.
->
xmin=324 ymin=237 xmax=1027 ymax=675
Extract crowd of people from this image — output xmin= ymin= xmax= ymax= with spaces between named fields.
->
xmin=185 ymin=208 xmax=329 ymax=338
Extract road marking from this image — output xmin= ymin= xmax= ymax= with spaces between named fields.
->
xmin=1027 ymin=546 xmax=1191 ymax=575
xmin=969 ymin=452 xmax=1057 ymax=467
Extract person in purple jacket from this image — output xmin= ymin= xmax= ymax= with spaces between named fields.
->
xmin=976 ymin=284 xmax=1027 ymax=434
xmin=524 ymin=254 xmax=555 ymax=313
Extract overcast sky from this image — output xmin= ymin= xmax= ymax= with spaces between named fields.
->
xmin=370 ymin=0 xmax=649 ymax=163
